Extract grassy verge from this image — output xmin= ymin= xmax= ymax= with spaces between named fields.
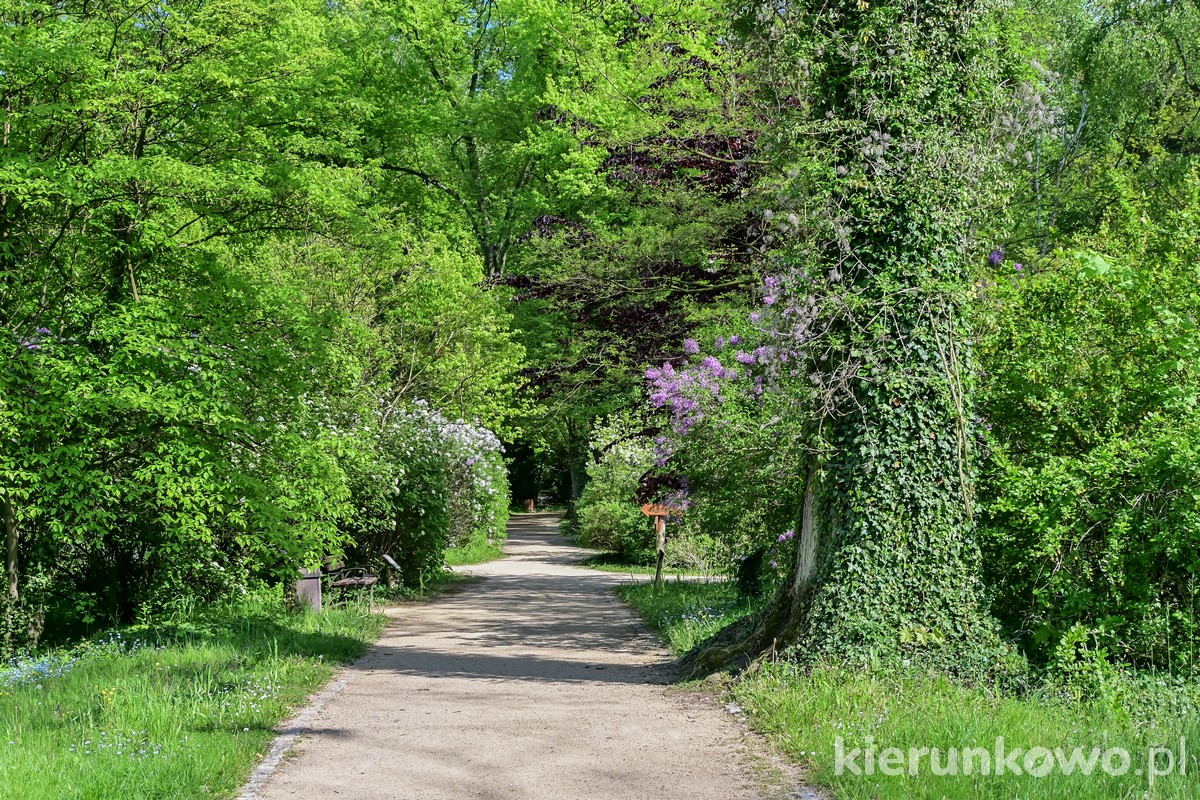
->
xmin=735 ymin=664 xmax=1200 ymax=799
xmin=0 ymin=599 xmax=385 ymax=800
xmin=616 ymin=581 xmax=757 ymax=655
xmin=620 ymin=582 xmax=1200 ymax=799
xmin=444 ymin=538 xmax=505 ymax=567
xmin=581 ymin=552 xmax=717 ymax=580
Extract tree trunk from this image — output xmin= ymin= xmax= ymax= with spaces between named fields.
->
xmin=3 ymin=492 xmax=17 ymax=651
xmin=690 ymin=0 xmax=1004 ymax=675
xmin=790 ymin=467 xmax=819 ymax=598
xmin=565 ymin=418 xmax=585 ymax=517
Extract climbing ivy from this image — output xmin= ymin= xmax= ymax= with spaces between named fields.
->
xmin=665 ymin=0 xmax=1035 ymax=674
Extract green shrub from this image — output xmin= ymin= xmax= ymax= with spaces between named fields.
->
xmin=641 ymin=322 xmax=809 ymax=590
xmin=978 ymin=178 xmax=1200 ymax=669
xmin=341 ymin=402 xmax=508 ymax=589
xmin=577 ymin=432 xmax=657 ymax=562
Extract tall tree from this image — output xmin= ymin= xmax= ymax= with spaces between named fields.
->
xmin=493 ymin=0 xmax=761 ymax=502
xmin=689 ymin=0 xmax=1023 ymax=671
xmin=0 ymin=0 xmax=523 ymax=633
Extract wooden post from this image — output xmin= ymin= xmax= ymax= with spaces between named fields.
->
xmin=295 ymin=569 xmax=322 ymax=612
xmin=641 ymin=503 xmax=682 ymax=589
xmin=654 ymin=516 xmax=666 ymax=588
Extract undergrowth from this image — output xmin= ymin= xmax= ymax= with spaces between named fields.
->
xmin=444 ymin=539 xmax=505 ymax=567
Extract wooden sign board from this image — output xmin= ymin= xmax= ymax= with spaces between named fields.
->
xmin=641 ymin=503 xmax=683 ymax=518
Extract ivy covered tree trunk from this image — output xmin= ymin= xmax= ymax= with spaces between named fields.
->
xmin=697 ymin=0 xmax=1010 ymax=672
xmin=789 ymin=294 xmax=991 ymax=669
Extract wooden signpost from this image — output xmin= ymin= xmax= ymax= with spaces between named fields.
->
xmin=641 ymin=503 xmax=683 ymax=587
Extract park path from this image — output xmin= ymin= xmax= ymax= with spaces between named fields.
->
xmin=246 ymin=512 xmax=787 ymax=800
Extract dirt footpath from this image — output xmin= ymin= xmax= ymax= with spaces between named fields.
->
xmin=246 ymin=513 xmax=797 ymax=800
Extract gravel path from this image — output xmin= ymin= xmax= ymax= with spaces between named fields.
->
xmin=247 ymin=513 xmax=792 ymax=800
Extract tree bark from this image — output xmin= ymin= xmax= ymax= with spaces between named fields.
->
xmin=3 ymin=492 xmax=17 ymax=651
xmin=790 ymin=467 xmax=819 ymax=598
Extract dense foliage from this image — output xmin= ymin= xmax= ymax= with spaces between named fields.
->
xmin=577 ymin=415 xmax=660 ymax=562
xmin=979 ymin=165 xmax=1200 ymax=672
xmin=0 ymin=0 xmax=513 ymax=649
xmin=537 ymin=0 xmax=1200 ymax=685
xmin=2 ymin=0 xmax=1197 ymax=690
xmin=970 ymin=0 xmax=1200 ymax=674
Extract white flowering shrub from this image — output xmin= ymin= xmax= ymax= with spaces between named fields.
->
xmin=439 ymin=419 xmax=508 ymax=549
xmin=341 ymin=401 xmax=507 ymax=587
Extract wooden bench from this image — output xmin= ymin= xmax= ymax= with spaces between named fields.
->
xmin=324 ymin=562 xmax=380 ymax=608
xmin=322 ymin=554 xmax=401 ymax=609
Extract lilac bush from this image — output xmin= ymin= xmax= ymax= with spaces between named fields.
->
xmin=437 ymin=413 xmax=508 ymax=548
xmin=342 ymin=400 xmax=508 ymax=586
xmin=641 ymin=317 xmax=809 ymax=584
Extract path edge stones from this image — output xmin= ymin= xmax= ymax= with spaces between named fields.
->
xmin=235 ymin=663 xmax=358 ymax=798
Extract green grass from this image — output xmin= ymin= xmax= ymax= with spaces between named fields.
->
xmin=580 ymin=551 xmax=714 ymax=579
xmin=617 ymin=581 xmax=757 ymax=655
xmin=735 ymin=664 xmax=1200 ymax=799
xmin=444 ymin=538 xmax=505 ymax=566
xmin=0 ymin=599 xmax=385 ymax=800
xmin=621 ymin=582 xmax=1200 ymax=799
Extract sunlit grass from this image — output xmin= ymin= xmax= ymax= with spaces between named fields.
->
xmin=617 ymin=581 xmax=755 ymax=655
xmin=735 ymin=663 xmax=1200 ymax=799
xmin=620 ymin=581 xmax=1200 ymax=800
xmin=445 ymin=538 xmax=505 ymax=566
xmin=0 ymin=600 xmax=384 ymax=800
xmin=582 ymin=552 xmax=715 ymax=581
